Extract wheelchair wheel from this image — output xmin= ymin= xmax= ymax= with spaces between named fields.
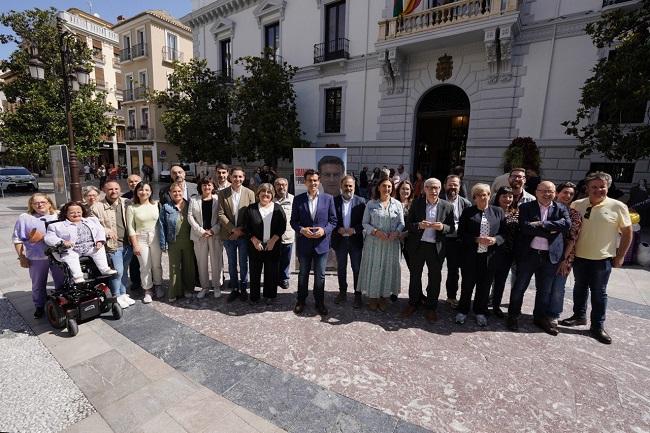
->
xmin=67 ymin=318 xmax=79 ymax=337
xmin=45 ymin=299 xmax=66 ymax=329
xmin=112 ymin=302 xmax=123 ymax=320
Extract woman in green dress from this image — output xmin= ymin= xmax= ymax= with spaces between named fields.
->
xmin=358 ymin=175 xmax=405 ymax=311
xmin=159 ymin=182 xmax=196 ymax=301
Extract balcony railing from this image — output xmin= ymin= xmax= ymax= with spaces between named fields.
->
xmin=94 ymin=80 xmax=106 ymax=89
xmin=134 ymin=86 xmax=148 ymax=100
xmin=132 ymin=43 xmax=147 ymax=59
xmin=162 ymin=46 xmax=184 ymax=62
xmin=127 ymin=127 xmax=154 ymax=141
xmin=313 ymin=38 xmax=350 ymax=63
xmin=378 ymin=0 xmax=519 ymax=41
xmin=124 ymin=88 xmax=134 ymax=101
xmin=119 ymin=48 xmax=131 ymax=62
xmin=92 ymin=51 xmax=105 ymax=63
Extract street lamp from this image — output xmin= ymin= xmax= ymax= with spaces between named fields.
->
xmin=26 ymin=11 xmax=89 ymax=202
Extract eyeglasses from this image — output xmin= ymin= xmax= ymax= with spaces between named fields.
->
xmin=33 ymin=201 xmax=49 ymax=205
xmin=584 ymin=206 xmax=592 ymax=219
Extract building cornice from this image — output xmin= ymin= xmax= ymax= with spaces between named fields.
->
xmin=293 ymin=54 xmax=379 ymax=82
xmin=181 ymin=0 xmax=258 ymax=28
xmin=517 ymin=11 xmax=600 ymax=45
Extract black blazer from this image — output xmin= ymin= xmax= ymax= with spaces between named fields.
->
xmin=331 ymin=195 xmax=366 ymax=250
xmin=457 ymin=205 xmax=506 ymax=256
xmin=242 ymin=203 xmax=287 ymax=253
xmin=515 ymin=200 xmax=570 ymax=264
xmin=439 ymin=193 xmax=472 ymax=239
xmin=405 ymin=198 xmax=456 ymax=256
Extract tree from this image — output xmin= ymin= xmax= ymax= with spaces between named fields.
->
xmin=151 ymin=58 xmax=232 ymax=163
xmin=562 ymin=2 xmax=650 ymax=160
xmin=502 ymin=137 xmax=541 ymax=172
xmin=0 ymin=8 xmax=114 ymax=169
xmin=231 ymin=50 xmax=307 ymax=166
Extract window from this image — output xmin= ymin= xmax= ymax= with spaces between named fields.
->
xmin=324 ymin=87 xmax=342 ymax=133
xmin=166 ymin=32 xmax=179 ymax=61
xmin=121 ymin=35 xmax=131 ymax=61
xmin=264 ymin=22 xmax=280 ymax=59
xmin=141 ymin=107 xmax=149 ymax=128
xmin=125 ymin=74 xmax=134 ymax=101
xmin=220 ymin=38 xmax=232 ymax=78
xmin=325 ymin=1 xmax=346 ymax=56
xmin=138 ymin=71 xmax=147 ymax=88
xmin=127 ymin=109 xmax=136 ymax=127
xmin=134 ymin=29 xmax=146 ymax=57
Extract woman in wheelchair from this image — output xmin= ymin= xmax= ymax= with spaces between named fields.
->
xmin=45 ymin=201 xmax=117 ymax=283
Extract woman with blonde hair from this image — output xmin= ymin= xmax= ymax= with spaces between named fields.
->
xmin=12 ymin=193 xmax=64 ymax=318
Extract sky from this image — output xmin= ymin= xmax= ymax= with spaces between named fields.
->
xmin=0 ymin=1 xmax=191 ymax=61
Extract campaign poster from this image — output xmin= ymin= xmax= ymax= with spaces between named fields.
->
xmin=293 ymin=148 xmax=347 ymax=196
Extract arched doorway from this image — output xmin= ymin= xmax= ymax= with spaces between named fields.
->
xmin=413 ymin=85 xmax=470 ymax=181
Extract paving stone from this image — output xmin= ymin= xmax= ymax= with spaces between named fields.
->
xmin=45 ymin=327 xmax=113 ymax=368
xmin=61 ymin=412 xmax=113 ymax=433
xmin=133 ymin=412 xmax=188 ymax=433
xmin=166 ymin=388 xmax=235 ymax=432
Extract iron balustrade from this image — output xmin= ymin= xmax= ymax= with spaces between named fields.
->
xmin=313 ymin=38 xmax=349 ymax=63
xmin=132 ymin=43 xmax=147 ymax=58
xmin=162 ymin=46 xmax=184 ymax=62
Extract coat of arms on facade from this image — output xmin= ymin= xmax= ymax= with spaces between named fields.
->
xmin=436 ymin=54 xmax=453 ymax=82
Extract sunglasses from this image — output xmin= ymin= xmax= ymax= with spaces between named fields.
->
xmin=584 ymin=206 xmax=592 ymax=219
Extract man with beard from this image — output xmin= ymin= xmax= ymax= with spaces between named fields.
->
xmin=507 ymin=168 xmax=535 ymax=209
xmin=440 ymin=174 xmax=471 ymax=307
xmin=159 ymin=164 xmax=198 ymax=204
xmin=274 ymin=177 xmax=295 ymax=290
xmin=332 ymin=175 xmax=366 ymax=308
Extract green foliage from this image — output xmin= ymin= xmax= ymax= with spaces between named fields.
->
xmin=231 ymin=50 xmax=307 ymax=165
xmin=0 ymin=8 xmax=114 ymax=169
xmin=502 ymin=137 xmax=541 ymax=172
xmin=562 ymin=2 xmax=650 ymax=160
xmin=151 ymin=58 xmax=232 ymax=163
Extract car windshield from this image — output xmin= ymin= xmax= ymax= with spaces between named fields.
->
xmin=0 ymin=168 xmax=31 ymax=175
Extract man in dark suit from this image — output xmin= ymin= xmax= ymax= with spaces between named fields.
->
xmin=440 ymin=174 xmax=472 ymax=307
xmin=401 ymin=177 xmax=456 ymax=322
xmin=290 ymin=169 xmax=338 ymax=316
xmin=507 ymin=181 xmax=571 ymax=334
xmin=332 ymin=175 xmax=366 ymax=309
xmin=159 ymin=164 xmax=197 ymax=205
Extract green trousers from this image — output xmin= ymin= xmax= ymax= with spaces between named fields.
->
xmin=167 ymin=238 xmax=196 ymax=298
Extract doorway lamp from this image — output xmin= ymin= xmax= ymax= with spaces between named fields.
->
xmin=26 ymin=11 xmax=89 ymax=202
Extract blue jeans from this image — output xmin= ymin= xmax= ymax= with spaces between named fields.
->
xmin=297 ymin=251 xmax=327 ymax=306
xmin=572 ymin=257 xmax=612 ymax=329
xmin=548 ymin=272 xmax=568 ymax=319
xmin=334 ymin=239 xmax=362 ymax=293
xmin=108 ymin=246 xmax=133 ymax=296
xmin=224 ymin=238 xmax=249 ymax=290
xmin=508 ymin=249 xmax=559 ymax=319
xmin=279 ymin=243 xmax=293 ymax=283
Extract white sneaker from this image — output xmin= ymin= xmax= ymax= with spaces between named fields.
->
xmin=73 ymin=276 xmax=85 ymax=284
xmin=124 ymin=294 xmax=136 ymax=305
xmin=143 ymin=293 xmax=152 ymax=304
xmin=476 ymin=314 xmax=488 ymax=327
xmin=196 ymin=288 xmax=209 ymax=299
xmin=455 ymin=313 xmax=466 ymax=324
xmin=213 ymin=287 xmax=221 ymax=299
xmin=116 ymin=295 xmax=129 ymax=309
xmin=101 ymin=268 xmax=118 ymax=276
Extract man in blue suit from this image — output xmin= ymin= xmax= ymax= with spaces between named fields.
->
xmin=332 ymin=175 xmax=366 ymax=309
xmin=290 ymin=169 xmax=338 ymax=316
xmin=507 ymin=181 xmax=571 ymax=334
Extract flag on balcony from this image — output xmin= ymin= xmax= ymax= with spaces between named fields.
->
xmin=403 ymin=0 xmax=423 ymax=15
xmin=393 ymin=0 xmax=403 ymax=16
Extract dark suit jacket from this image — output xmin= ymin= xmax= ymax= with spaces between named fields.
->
xmin=290 ymin=192 xmax=337 ymax=256
xmin=439 ymin=193 xmax=472 ymax=239
xmin=405 ymin=198 xmax=456 ymax=257
xmin=242 ymin=203 xmax=286 ymax=254
xmin=331 ymin=195 xmax=366 ymax=250
xmin=457 ymin=205 xmax=506 ymax=256
xmin=516 ymin=200 xmax=570 ymax=264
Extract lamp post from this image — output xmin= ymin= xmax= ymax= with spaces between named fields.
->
xmin=27 ymin=11 xmax=88 ymax=202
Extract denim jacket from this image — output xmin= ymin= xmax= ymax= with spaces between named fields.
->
xmin=158 ymin=201 xmax=187 ymax=250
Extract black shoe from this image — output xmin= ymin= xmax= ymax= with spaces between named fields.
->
xmin=227 ymin=290 xmax=239 ymax=303
xmin=335 ymin=292 xmax=347 ymax=304
xmin=506 ymin=316 xmax=519 ymax=331
xmin=279 ymin=280 xmax=289 ymax=290
xmin=590 ymin=328 xmax=612 ymax=344
xmin=248 ymin=297 xmax=259 ymax=305
xmin=390 ymin=294 xmax=398 ymax=303
xmin=316 ymin=304 xmax=328 ymax=316
xmin=293 ymin=302 xmax=305 ymax=315
xmin=34 ymin=307 xmax=44 ymax=319
xmin=353 ymin=292 xmax=363 ymax=309
xmin=559 ymin=315 xmax=587 ymax=327
xmin=493 ymin=307 xmax=505 ymax=318
xmin=239 ymin=289 xmax=248 ymax=302
xmin=533 ymin=316 xmax=558 ymax=336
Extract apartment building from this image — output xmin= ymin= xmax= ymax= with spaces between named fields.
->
xmin=57 ymin=9 xmax=126 ymax=167
xmin=113 ymin=10 xmax=193 ymax=180
xmin=183 ymin=0 xmax=649 ymax=187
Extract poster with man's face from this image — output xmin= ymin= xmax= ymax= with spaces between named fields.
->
xmin=293 ymin=148 xmax=347 ymax=196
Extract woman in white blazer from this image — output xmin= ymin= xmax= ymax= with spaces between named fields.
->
xmin=188 ymin=177 xmax=222 ymax=298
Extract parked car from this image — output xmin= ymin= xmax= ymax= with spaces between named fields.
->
xmin=159 ymin=169 xmax=171 ymax=183
xmin=0 ymin=166 xmax=39 ymax=192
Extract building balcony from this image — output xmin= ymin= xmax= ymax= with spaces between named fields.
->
xmin=314 ymin=38 xmax=350 ymax=64
xmin=126 ymin=127 xmax=154 ymax=141
xmin=162 ymin=46 xmax=184 ymax=63
xmin=93 ymin=51 xmax=105 ymax=64
xmin=123 ymin=88 xmax=134 ymax=101
xmin=134 ymin=86 xmax=148 ymax=100
xmin=377 ymin=0 xmax=520 ymax=50
xmin=94 ymin=80 xmax=107 ymax=90
xmin=119 ymin=48 xmax=131 ymax=62
xmin=132 ymin=43 xmax=148 ymax=59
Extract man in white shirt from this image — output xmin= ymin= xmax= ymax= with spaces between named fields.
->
xmin=274 ymin=177 xmax=294 ymax=290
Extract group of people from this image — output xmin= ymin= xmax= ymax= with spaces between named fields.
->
xmin=13 ymin=163 xmax=632 ymax=345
